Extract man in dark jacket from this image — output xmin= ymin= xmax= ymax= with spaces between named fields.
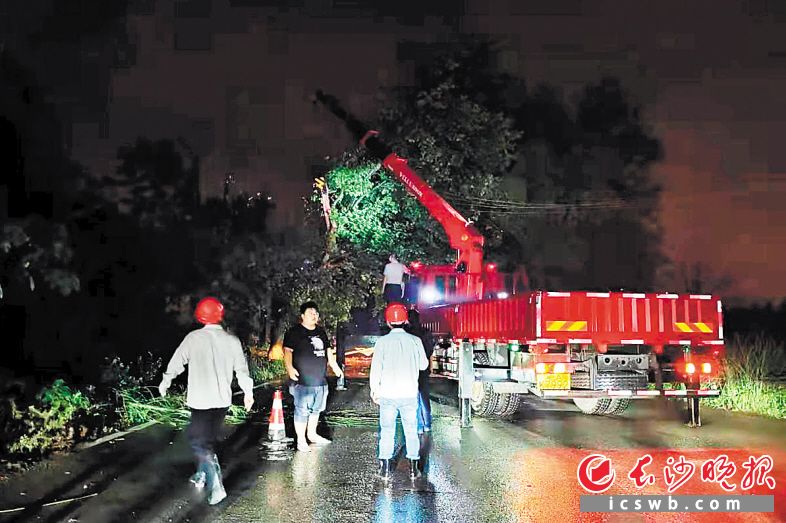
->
xmin=406 ymin=309 xmax=434 ymax=433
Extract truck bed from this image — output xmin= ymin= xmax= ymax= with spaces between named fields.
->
xmin=421 ymin=290 xmax=723 ymax=348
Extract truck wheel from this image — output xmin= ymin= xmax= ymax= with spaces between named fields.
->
xmin=572 ymin=398 xmax=631 ymax=416
xmin=470 ymin=382 xmax=499 ymax=416
xmin=604 ymin=398 xmax=631 ymax=415
xmin=474 ymin=351 xmax=491 ymax=366
xmin=572 ymin=398 xmax=613 ymax=415
xmin=492 ymin=393 xmax=521 ymax=418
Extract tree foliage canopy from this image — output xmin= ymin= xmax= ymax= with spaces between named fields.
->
xmin=321 ymin=41 xmax=664 ymax=291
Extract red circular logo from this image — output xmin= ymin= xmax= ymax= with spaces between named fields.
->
xmin=577 ymin=454 xmax=616 ymax=493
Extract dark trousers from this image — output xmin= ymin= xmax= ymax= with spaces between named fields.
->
xmin=383 ymin=284 xmax=404 ymax=303
xmin=187 ymin=407 xmax=227 ymax=462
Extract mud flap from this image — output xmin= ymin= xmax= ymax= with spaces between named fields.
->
xmin=688 ymin=396 xmax=702 ymax=428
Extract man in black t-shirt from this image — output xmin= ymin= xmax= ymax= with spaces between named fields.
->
xmin=283 ymin=301 xmax=344 ymax=452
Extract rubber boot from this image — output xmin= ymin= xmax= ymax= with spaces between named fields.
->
xmin=409 ymin=459 xmax=421 ymax=479
xmin=190 ymin=453 xmax=210 ymax=489
xmin=206 ymin=453 xmax=227 ymax=505
xmin=189 ymin=468 xmax=206 ymax=489
xmin=377 ymin=459 xmax=391 ymax=480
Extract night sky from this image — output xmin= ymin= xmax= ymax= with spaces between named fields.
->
xmin=6 ymin=0 xmax=786 ymax=303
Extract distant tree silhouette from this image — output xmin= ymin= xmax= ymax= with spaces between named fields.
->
xmin=104 ymin=138 xmax=200 ymax=229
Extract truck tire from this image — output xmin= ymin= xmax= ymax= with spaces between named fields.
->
xmin=572 ymin=397 xmax=613 ymax=415
xmin=470 ymin=382 xmax=499 ymax=416
xmin=604 ymin=398 xmax=631 ymax=415
xmin=492 ymin=393 xmax=521 ymax=418
xmin=572 ymin=397 xmax=631 ymax=416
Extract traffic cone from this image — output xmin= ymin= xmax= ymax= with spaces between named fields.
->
xmin=259 ymin=388 xmax=293 ymax=458
xmin=267 ymin=389 xmax=287 ymax=442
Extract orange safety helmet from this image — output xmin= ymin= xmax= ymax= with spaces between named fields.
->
xmin=195 ymin=297 xmax=224 ymax=325
xmin=384 ymin=302 xmax=408 ymax=324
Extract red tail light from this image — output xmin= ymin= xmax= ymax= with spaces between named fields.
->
xmin=553 ymin=363 xmax=567 ymax=373
xmin=685 ymin=362 xmax=696 ymax=375
xmin=701 ymin=362 xmax=712 ymax=374
xmin=535 ymin=363 xmax=547 ymax=374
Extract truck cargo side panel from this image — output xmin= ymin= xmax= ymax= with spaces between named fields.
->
xmin=540 ymin=292 xmax=722 ymax=345
xmin=422 ymin=292 xmax=722 ymax=347
xmin=422 ymin=294 xmax=536 ymax=341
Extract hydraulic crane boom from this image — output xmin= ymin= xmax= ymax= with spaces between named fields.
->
xmin=314 ymin=90 xmax=486 ymax=279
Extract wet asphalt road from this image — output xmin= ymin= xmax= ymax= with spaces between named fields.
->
xmin=1 ymin=378 xmax=785 ymax=522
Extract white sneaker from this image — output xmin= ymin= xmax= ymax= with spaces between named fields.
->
xmin=297 ymin=440 xmax=311 ymax=452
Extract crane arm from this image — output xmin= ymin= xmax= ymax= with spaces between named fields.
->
xmin=314 ymin=90 xmax=485 ymax=274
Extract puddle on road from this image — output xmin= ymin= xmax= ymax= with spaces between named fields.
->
xmin=258 ymin=439 xmax=295 ymax=461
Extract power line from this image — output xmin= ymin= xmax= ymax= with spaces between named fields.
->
xmin=442 ymin=193 xmax=639 ymax=215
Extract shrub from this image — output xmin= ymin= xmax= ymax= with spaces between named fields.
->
xmin=248 ymin=353 xmax=287 ymax=383
xmin=705 ymin=335 xmax=786 ymax=419
xmin=9 ymin=379 xmax=93 ymax=455
xmin=100 ymin=352 xmax=163 ymax=390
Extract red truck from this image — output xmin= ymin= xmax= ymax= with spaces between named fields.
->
xmin=315 ymin=91 xmax=723 ymax=427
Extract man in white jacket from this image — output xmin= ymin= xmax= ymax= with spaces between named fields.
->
xmin=159 ymin=297 xmax=254 ymax=505
xmin=369 ymin=302 xmax=429 ymax=480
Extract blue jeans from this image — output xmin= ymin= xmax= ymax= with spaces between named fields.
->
xmin=417 ymin=390 xmax=432 ymax=433
xmin=289 ymin=384 xmax=328 ymax=423
xmin=378 ymin=396 xmax=419 ymax=460
xmin=417 ymin=373 xmax=432 ymax=432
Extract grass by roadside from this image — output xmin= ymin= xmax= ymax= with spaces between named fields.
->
xmin=116 ymin=387 xmax=250 ymax=429
xmin=705 ymin=335 xmax=786 ymax=419
xmin=115 ymin=354 xmax=286 ymax=429
xmin=1 ymin=352 xmax=287 ymax=478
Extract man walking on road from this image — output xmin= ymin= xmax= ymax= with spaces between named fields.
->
xmin=370 ymin=302 xmax=429 ymax=480
xmin=158 ymin=297 xmax=254 ymax=506
xmin=283 ymin=301 xmax=344 ymax=452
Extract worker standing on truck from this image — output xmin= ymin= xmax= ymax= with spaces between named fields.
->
xmin=382 ymin=254 xmax=410 ymax=304
xmin=158 ymin=297 xmax=254 ymax=506
xmin=370 ymin=303 xmax=429 ymax=480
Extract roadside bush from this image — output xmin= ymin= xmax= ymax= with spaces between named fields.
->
xmin=2 ymin=350 xmax=285 ymax=464
xmin=100 ymin=351 xmax=163 ymax=390
xmin=705 ymin=335 xmax=786 ymax=419
xmin=249 ymin=352 xmax=286 ymax=383
xmin=8 ymin=379 xmax=93 ymax=455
